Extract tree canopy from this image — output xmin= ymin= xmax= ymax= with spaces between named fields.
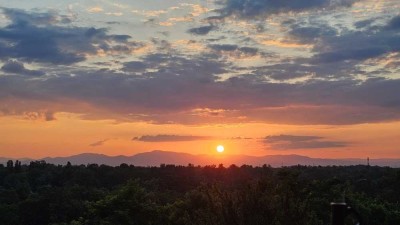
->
xmin=0 ymin=162 xmax=399 ymax=225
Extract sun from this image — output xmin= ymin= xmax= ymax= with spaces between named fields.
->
xmin=216 ymin=145 xmax=224 ymax=153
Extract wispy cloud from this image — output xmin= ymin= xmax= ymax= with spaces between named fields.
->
xmin=1 ymin=60 xmax=45 ymax=76
xmin=264 ymin=135 xmax=348 ymax=150
xmin=188 ymin=25 xmax=216 ymax=35
xmin=87 ymin=7 xmax=103 ymax=13
xmin=89 ymin=139 xmax=109 ymax=147
xmin=132 ymin=135 xmax=212 ymax=142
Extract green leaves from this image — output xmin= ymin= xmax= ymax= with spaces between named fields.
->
xmin=0 ymin=163 xmax=399 ymax=225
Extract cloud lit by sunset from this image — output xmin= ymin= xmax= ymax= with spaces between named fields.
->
xmin=1 ymin=0 xmax=400 ymax=159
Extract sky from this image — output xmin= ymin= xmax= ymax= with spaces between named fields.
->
xmin=0 ymin=0 xmax=399 ymax=159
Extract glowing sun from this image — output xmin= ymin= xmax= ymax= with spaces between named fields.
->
xmin=216 ymin=145 xmax=225 ymax=153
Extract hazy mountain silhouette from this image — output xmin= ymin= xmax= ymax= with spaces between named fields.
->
xmin=2 ymin=150 xmax=399 ymax=167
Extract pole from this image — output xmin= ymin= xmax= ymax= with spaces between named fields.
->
xmin=331 ymin=202 xmax=363 ymax=225
xmin=331 ymin=202 xmax=347 ymax=225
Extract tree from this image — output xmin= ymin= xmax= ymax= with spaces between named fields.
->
xmin=14 ymin=161 xmax=22 ymax=172
xmin=87 ymin=180 xmax=166 ymax=225
xmin=6 ymin=160 xmax=13 ymax=170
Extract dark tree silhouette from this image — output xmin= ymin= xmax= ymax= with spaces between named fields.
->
xmin=0 ymin=163 xmax=399 ymax=225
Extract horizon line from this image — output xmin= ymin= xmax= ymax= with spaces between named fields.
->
xmin=1 ymin=149 xmax=399 ymax=160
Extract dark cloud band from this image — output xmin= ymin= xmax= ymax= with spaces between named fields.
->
xmin=132 ymin=135 xmax=212 ymax=142
xmin=264 ymin=135 xmax=348 ymax=150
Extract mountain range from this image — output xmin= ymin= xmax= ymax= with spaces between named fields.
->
xmin=1 ymin=150 xmax=400 ymax=167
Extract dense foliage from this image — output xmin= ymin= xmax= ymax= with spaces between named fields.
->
xmin=0 ymin=161 xmax=399 ymax=225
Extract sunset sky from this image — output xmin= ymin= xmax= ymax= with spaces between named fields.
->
xmin=1 ymin=0 xmax=400 ymax=159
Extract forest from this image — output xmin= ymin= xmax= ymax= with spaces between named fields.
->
xmin=0 ymin=161 xmax=399 ymax=225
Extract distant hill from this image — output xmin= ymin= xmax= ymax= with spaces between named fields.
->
xmin=2 ymin=150 xmax=399 ymax=167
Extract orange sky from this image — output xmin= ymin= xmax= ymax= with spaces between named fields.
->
xmin=1 ymin=112 xmax=399 ymax=159
xmin=1 ymin=1 xmax=400 ymax=159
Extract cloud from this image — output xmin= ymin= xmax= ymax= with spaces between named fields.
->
xmin=87 ymin=7 xmax=104 ymax=13
xmin=0 ymin=7 xmax=72 ymax=25
xmin=132 ymin=135 xmax=212 ymax=142
xmin=231 ymin=136 xmax=253 ymax=140
xmin=209 ymin=44 xmax=259 ymax=58
xmin=1 ymin=7 xmax=400 ymax=126
xmin=264 ymin=134 xmax=348 ymax=150
xmin=270 ymin=15 xmax=400 ymax=80
xmin=305 ymin=16 xmax=400 ymax=64
xmin=288 ymin=24 xmax=338 ymax=44
xmin=89 ymin=139 xmax=109 ymax=147
xmin=23 ymin=111 xmax=55 ymax=121
xmin=132 ymin=9 xmax=167 ymax=17
xmin=354 ymin=18 xmax=376 ymax=29
xmin=122 ymin=61 xmax=147 ymax=72
xmin=386 ymin=15 xmax=400 ymax=30
xmin=1 ymin=53 xmax=400 ymax=125
xmin=12 ymin=110 xmax=56 ymax=121
xmin=105 ymin=12 xmax=123 ymax=17
xmin=0 ymin=8 xmax=141 ymax=65
xmin=1 ymin=0 xmax=400 ymax=134
xmin=188 ymin=25 xmax=216 ymax=35
xmin=216 ymin=0 xmax=359 ymax=19
xmin=182 ymin=3 xmax=210 ymax=17
xmin=1 ymin=60 xmax=45 ymax=76
xmin=209 ymin=44 xmax=238 ymax=51
xmin=252 ymin=64 xmax=313 ymax=81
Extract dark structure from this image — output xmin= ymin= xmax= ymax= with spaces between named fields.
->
xmin=331 ymin=202 xmax=363 ymax=225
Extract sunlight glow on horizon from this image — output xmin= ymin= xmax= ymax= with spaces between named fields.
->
xmin=217 ymin=145 xmax=225 ymax=153
xmin=1 ymin=0 xmax=400 ymax=160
